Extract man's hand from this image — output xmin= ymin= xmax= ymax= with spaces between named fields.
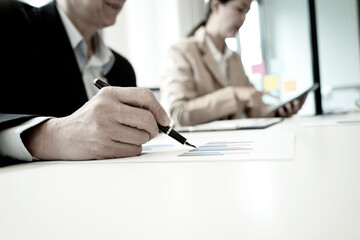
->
xmin=22 ymin=87 xmax=171 ymax=160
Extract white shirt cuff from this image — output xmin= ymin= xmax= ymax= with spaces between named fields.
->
xmin=0 ymin=117 xmax=52 ymax=161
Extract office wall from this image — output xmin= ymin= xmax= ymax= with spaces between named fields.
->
xmin=316 ymin=0 xmax=360 ymax=113
xmin=103 ymin=0 xmax=205 ymax=88
xmin=18 ymin=0 xmax=50 ymax=7
xmin=261 ymin=0 xmax=316 ymax=115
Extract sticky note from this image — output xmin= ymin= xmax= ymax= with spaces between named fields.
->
xmin=263 ymin=74 xmax=279 ymax=91
xmin=252 ymin=61 xmax=266 ymax=75
xmin=284 ymin=80 xmax=297 ymax=92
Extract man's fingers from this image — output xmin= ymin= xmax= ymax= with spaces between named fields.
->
xmin=91 ymin=140 xmax=143 ymax=160
xmin=103 ymin=87 xmax=171 ymax=126
xmin=107 ymin=123 xmax=151 ymax=145
xmin=113 ymin=103 xmax=159 ymax=138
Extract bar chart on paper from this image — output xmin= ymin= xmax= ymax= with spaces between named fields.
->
xmin=178 ymin=141 xmax=254 ymax=157
xmin=115 ymin=133 xmax=295 ymax=163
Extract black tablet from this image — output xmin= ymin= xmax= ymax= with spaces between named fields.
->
xmin=267 ymin=83 xmax=319 ymax=114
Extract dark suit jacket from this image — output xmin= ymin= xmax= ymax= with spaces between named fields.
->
xmin=0 ymin=0 xmax=136 ymax=165
xmin=0 ymin=0 xmax=136 ymax=129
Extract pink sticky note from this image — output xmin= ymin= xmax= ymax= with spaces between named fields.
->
xmin=252 ymin=61 xmax=266 ymax=75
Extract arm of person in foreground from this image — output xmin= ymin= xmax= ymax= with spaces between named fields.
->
xmin=21 ymin=87 xmax=170 ymax=161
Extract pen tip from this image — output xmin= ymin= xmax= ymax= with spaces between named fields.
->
xmin=186 ymin=142 xmax=197 ymax=149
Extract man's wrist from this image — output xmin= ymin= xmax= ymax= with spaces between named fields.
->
xmin=0 ymin=117 xmax=52 ymax=161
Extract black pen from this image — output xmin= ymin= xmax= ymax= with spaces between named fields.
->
xmin=93 ymin=78 xmax=197 ymax=149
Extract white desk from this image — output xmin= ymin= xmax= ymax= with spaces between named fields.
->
xmin=1 ymin=113 xmax=360 ymax=240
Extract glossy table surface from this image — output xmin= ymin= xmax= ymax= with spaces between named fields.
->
xmin=1 ymin=113 xmax=360 ymax=240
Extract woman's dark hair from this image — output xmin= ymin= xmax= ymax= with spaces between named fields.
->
xmin=187 ymin=0 xmax=232 ymax=37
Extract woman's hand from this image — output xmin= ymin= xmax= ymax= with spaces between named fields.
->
xmin=234 ymin=87 xmax=265 ymax=108
xmin=276 ymin=94 xmax=307 ymax=117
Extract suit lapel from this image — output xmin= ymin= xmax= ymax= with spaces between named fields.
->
xmin=195 ymin=27 xmax=227 ymax=88
xmin=227 ymin=54 xmax=238 ymax=86
xmin=227 ymin=54 xmax=248 ymax=87
xmin=39 ymin=1 xmax=84 ymax=83
xmin=202 ymin=48 xmax=227 ymax=88
xmin=37 ymin=1 xmax=88 ymax=115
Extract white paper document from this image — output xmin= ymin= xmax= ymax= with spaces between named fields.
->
xmin=176 ymin=118 xmax=283 ymax=132
xmin=114 ymin=132 xmax=295 ymax=163
xmin=302 ymin=118 xmax=360 ymax=127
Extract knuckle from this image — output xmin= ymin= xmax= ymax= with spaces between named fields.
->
xmin=91 ymin=99 xmax=106 ymax=112
xmin=99 ymin=87 xmax=119 ymax=101
xmin=140 ymin=132 xmax=150 ymax=144
xmin=141 ymin=88 xmax=155 ymax=102
xmin=127 ymin=145 xmax=142 ymax=157
xmin=98 ymin=87 xmax=111 ymax=96
xmin=142 ymin=111 xmax=154 ymax=123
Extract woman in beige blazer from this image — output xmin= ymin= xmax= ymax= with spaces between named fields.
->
xmin=161 ymin=0 xmax=304 ymax=127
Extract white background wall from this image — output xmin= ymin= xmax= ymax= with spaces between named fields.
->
xmin=316 ymin=0 xmax=360 ymax=113
xmin=260 ymin=0 xmax=360 ymax=115
xmin=103 ymin=0 xmax=180 ymax=89
xmin=103 ymin=0 xmax=205 ymax=88
xmin=19 ymin=0 xmax=50 ymax=6
xmin=261 ymin=0 xmax=316 ymax=115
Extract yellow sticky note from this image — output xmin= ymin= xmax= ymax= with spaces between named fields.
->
xmin=263 ymin=75 xmax=279 ymax=91
xmin=284 ymin=80 xmax=297 ymax=92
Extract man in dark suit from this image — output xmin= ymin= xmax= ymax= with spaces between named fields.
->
xmin=0 ymin=0 xmax=170 ymax=163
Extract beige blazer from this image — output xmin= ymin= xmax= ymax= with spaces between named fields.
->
xmin=161 ymin=26 xmax=269 ymax=127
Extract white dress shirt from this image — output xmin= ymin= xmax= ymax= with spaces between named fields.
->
xmin=58 ymin=6 xmax=115 ymax=99
xmin=205 ymin=36 xmax=233 ymax=86
xmin=0 ymin=4 xmax=115 ymax=161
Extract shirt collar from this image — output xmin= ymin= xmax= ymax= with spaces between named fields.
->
xmin=205 ymin=35 xmax=233 ymax=63
xmin=57 ymin=3 xmax=82 ymax=49
xmin=56 ymin=3 xmax=114 ymax=75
